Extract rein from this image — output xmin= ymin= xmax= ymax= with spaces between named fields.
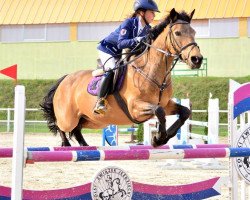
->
xmin=113 ymin=20 xmax=198 ymax=124
xmin=132 ymin=21 xmax=198 ymax=104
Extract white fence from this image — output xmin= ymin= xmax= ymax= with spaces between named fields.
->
xmin=0 ymin=107 xmax=228 ymax=133
xmin=0 ymin=108 xmax=46 ymax=132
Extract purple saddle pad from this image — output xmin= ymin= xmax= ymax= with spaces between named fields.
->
xmin=87 ymin=66 xmax=127 ymax=96
xmin=87 ymin=75 xmax=103 ymax=96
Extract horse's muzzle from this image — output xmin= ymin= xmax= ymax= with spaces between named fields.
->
xmin=190 ymin=56 xmax=203 ymax=69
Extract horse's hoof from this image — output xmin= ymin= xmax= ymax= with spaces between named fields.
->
xmin=80 ymin=143 xmax=89 ymax=146
xmin=151 ymin=136 xmax=165 ymax=147
xmin=62 ymin=141 xmax=71 ymax=147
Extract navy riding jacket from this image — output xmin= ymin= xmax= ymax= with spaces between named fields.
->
xmin=97 ymin=17 xmax=151 ymax=57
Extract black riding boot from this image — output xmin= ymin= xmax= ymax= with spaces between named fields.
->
xmin=93 ymin=72 xmax=113 ymax=114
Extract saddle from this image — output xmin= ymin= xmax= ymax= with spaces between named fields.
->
xmin=87 ymin=60 xmax=127 ymax=96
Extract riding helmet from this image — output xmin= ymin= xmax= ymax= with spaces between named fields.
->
xmin=134 ymin=0 xmax=160 ymax=12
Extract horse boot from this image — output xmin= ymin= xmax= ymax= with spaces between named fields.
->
xmin=93 ymin=72 xmax=113 ymax=114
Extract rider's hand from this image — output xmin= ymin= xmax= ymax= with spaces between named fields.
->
xmin=135 ymin=36 xmax=146 ymax=43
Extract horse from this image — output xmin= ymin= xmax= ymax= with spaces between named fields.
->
xmin=40 ymin=8 xmax=203 ymax=147
xmin=99 ymin=177 xmax=126 ymax=200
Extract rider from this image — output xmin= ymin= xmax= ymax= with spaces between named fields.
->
xmin=93 ymin=0 xmax=159 ymax=114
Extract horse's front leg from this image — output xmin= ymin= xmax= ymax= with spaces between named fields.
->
xmin=151 ymin=106 xmax=168 ymax=147
xmin=159 ymin=99 xmax=191 ymax=145
xmin=131 ymin=101 xmax=167 ymax=147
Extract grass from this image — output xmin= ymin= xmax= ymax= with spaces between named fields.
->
xmin=0 ymin=122 xmax=103 ymax=134
xmin=1 ymin=76 xmax=250 ymax=110
xmin=0 ymin=121 xmax=228 ymax=141
xmin=0 ymin=76 xmax=250 ymax=136
xmin=191 ymin=126 xmax=228 ymax=137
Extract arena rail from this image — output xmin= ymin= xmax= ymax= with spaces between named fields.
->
xmin=1 ymin=80 xmax=250 ymax=199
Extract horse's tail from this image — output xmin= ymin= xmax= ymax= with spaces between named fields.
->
xmin=40 ymin=75 xmax=67 ymax=134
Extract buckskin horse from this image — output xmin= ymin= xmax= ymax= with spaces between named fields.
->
xmin=41 ymin=8 xmax=203 ymax=147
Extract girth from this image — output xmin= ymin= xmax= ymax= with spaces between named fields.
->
xmin=113 ymin=91 xmax=152 ymax=124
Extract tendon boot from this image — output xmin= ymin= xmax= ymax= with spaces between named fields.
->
xmin=93 ymin=98 xmax=108 ymax=114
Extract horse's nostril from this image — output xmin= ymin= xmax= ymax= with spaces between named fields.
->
xmin=191 ymin=56 xmax=203 ymax=64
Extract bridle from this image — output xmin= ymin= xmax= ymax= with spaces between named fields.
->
xmin=132 ymin=20 xmax=199 ymax=104
xmin=143 ymin=20 xmax=198 ymax=67
xmin=168 ymin=21 xmax=198 ymax=62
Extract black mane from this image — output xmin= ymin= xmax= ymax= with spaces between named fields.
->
xmin=149 ymin=11 xmax=191 ymax=40
xmin=128 ymin=10 xmax=191 ymax=57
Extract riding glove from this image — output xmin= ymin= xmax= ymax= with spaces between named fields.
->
xmin=135 ymin=36 xmax=146 ymax=43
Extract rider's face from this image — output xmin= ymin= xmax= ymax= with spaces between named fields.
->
xmin=144 ymin=10 xmax=155 ymax=24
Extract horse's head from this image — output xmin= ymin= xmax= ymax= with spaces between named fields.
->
xmin=149 ymin=8 xmax=203 ymax=69
xmin=167 ymin=8 xmax=203 ymax=69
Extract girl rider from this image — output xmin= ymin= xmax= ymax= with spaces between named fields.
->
xmin=94 ymin=0 xmax=159 ymax=114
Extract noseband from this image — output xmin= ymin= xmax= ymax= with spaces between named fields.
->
xmin=168 ymin=21 xmax=198 ymax=62
xmin=132 ymin=20 xmax=199 ymax=104
xmin=144 ymin=20 xmax=198 ymax=63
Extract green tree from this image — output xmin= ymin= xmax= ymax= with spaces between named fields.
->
xmin=136 ymin=123 xmax=144 ymax=143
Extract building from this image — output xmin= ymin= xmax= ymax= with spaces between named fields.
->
xmin=0 ymin=0 xmax=250 ymax=79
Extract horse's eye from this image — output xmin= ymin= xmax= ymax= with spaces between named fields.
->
xmin=175 ymin=31 xmax=181 ymax=36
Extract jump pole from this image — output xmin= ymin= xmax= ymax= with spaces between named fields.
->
xmin=228 ymin=80 xmax=250 ymax=199
xmin=0 ymin=144 xmax=230 ymax=158
xmin=11 ymin=85 xmax=26 ymax=200
xmin=19 ymin=147 xmax=250 ymax=163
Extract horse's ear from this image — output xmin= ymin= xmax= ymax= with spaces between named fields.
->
xmin=189 ymin=9 xmax=195 ymax=22
xmin=170 ymin=8 xmax=178 ymax=23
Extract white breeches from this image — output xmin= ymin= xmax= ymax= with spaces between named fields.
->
xmin=98 ymin=50 xmax=117 ymax=71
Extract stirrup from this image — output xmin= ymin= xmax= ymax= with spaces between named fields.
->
xmin=93 ymin=98 xmax=108 ymax=114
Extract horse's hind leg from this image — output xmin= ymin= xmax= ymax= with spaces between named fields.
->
xmin=71 ymin=128 xmax=88 ymax=146
xmin=70 ymin=119 xmax=88 ymax=146
xmin=59 ymin=130 xmax=71 ymax=146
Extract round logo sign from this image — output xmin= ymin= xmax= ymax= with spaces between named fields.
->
xmin=234 ymin=125 xmax=250 ymax=184
xmin=91 ymin=166 xmax=133 ymax=200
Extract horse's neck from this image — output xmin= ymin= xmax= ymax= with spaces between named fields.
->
xmin=143 ymin=33 xmax=174 ymax=85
